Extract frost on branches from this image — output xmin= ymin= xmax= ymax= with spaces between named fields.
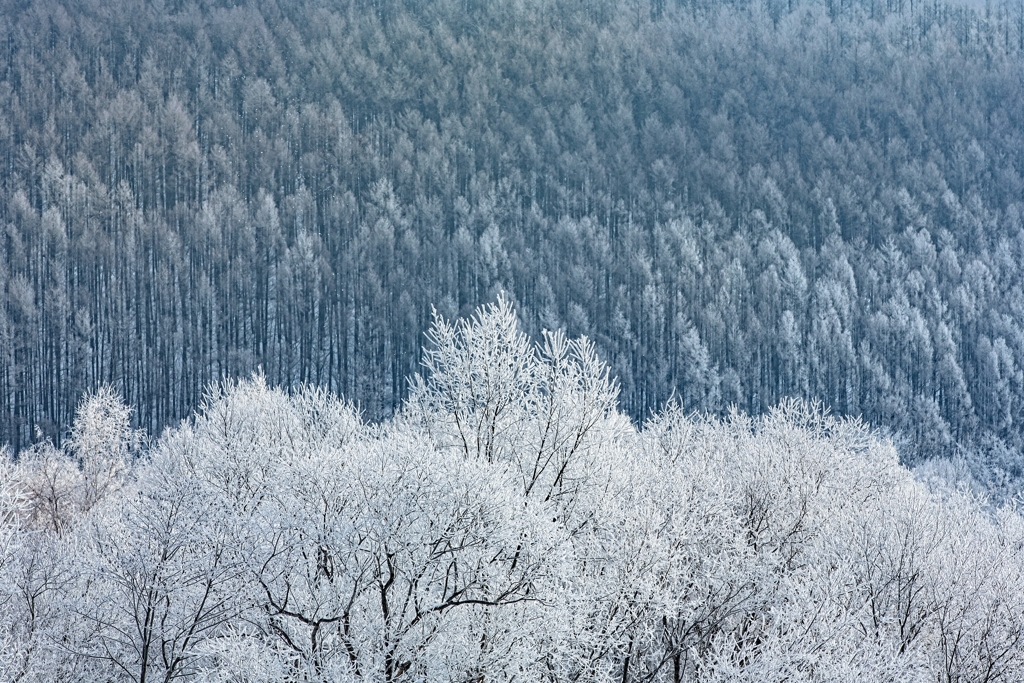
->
xmin=2 ymin=298 xmax=1024 ymax=682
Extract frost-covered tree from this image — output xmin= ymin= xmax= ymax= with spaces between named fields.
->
xmin=6 ymin=0 xmax=1024 ymax=492
xmin=3 ymin=300 xmax=1024 ymax=681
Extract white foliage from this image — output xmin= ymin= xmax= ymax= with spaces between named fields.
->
xmin=3 ymin=300 xmax=1024 ymax=682
xmin=9 ymin=386 xmax=139 ymax=535
xmin=0 ymin=455 xmax=25 ymax=679
xmin=69 ymin=385 xmax=143 ymax=514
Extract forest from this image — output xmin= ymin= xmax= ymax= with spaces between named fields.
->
xmin=4 ymin=0 xmax=1024 ymax=481
xmin=3 ymin=0 xmax=1024 ymax=488
xmin=3 ymin=299 xmax=1024 ymax=682
xmin=6 ymin=0 xmax=1024 ymax=679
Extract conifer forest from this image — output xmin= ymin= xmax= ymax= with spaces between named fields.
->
xmin=5 ymin=0 xmax=1024 ymax=680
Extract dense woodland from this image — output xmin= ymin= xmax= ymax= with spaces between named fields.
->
xmin=3 ymin=301 xmax=1024 ymax=682
xmin=3 ymin=0 xmax=1024 ymax=488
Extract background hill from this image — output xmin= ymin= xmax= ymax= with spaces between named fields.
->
xmin=3 ymin=0 xmax=1024 ymax=489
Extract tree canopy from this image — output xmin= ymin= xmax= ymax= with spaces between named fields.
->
xmin=3 ymin=299 xmax=1024 ymax=682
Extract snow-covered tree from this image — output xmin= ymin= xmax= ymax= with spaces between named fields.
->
xmin=4 ymin=300 xmax=1024 ymax=682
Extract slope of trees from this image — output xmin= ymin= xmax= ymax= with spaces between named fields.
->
xmin=3 ymin=0 xmax=1024 ymax=485
xmin=3 ymin=299 xmax=1024 ymax=682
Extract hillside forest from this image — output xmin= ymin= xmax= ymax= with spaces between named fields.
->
xmin=3 ymin=0 xmax=1024 ymax=489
